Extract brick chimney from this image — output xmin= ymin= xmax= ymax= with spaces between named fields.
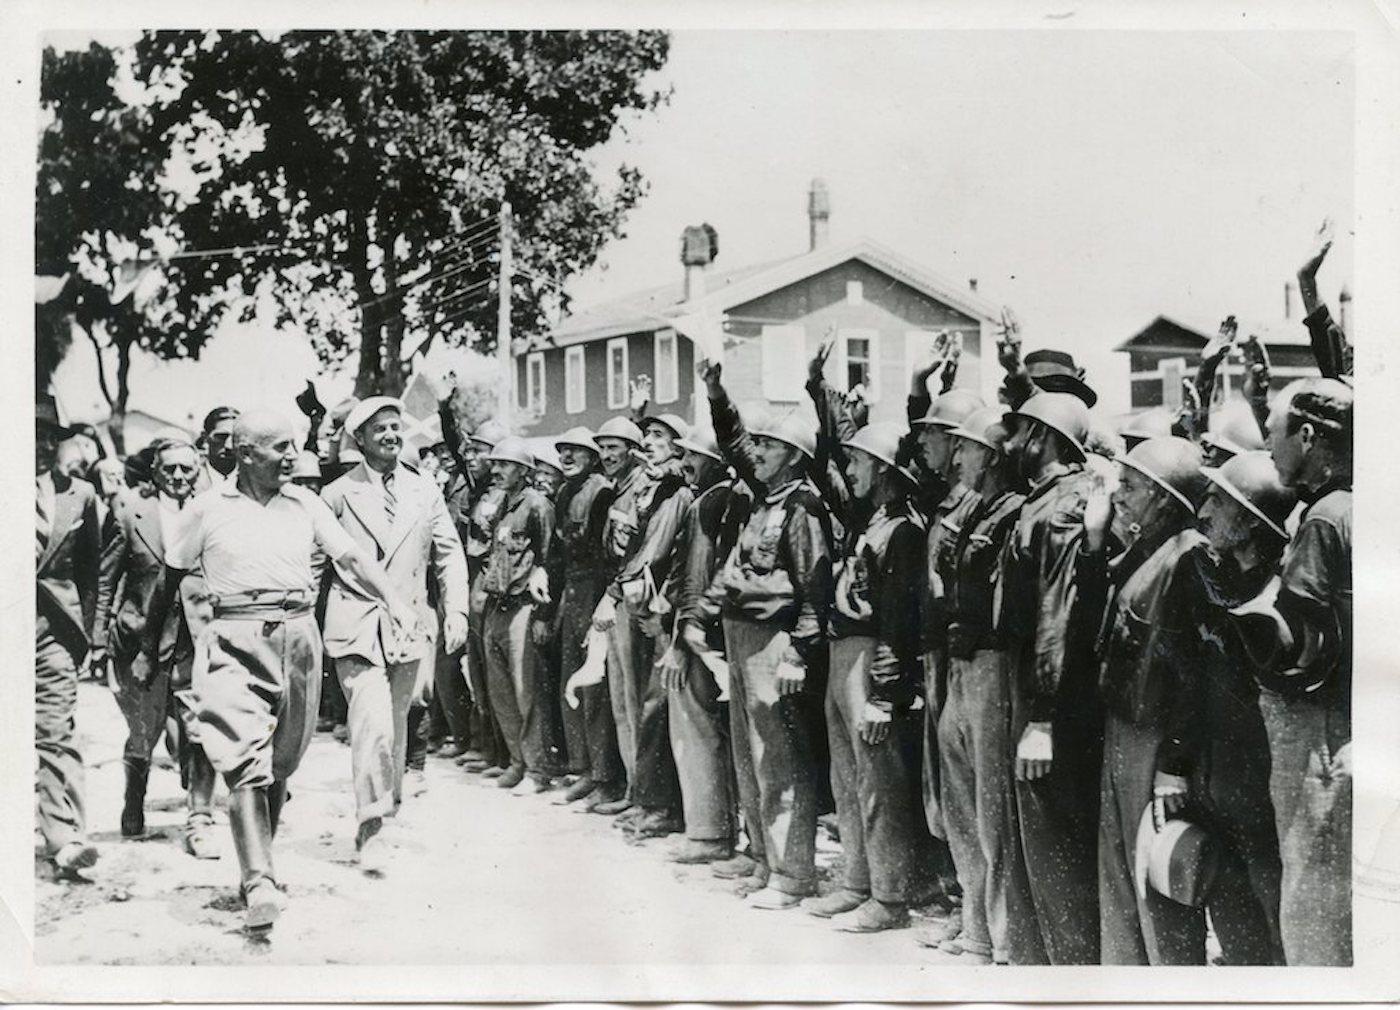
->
xmin=1284 ymin=281 xmax=1294 ymax=320
xmin=808 ymin=178 xmax=830 ymax=251
xmin=681 ymin=223 xmax=717 ymax=303
xmin=968 ymin=277 xmax=979 ymax=293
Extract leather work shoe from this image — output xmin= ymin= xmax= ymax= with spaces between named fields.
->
xmin=800 ymin=888 xmax=868 ymax=918
xmin=630 ymin=810 xmax=683 ymax=839
xmin=834 ymin=898 xmax=910 ymax=933
xmin=183 ymin=825 xmax=220 ymax=860
xmin=480 ymin=765 xmax=507 ymax=780
xmin=590 ymin=796 xmax=633 ymax=816
xmin=405 ymin=769 xmax=429 ymax=797
xmin=52 ymin=841 xmax=99 ymax=879
xmin=710 ymin=852 xmax=759 ymax=879
xmin=455 ymin=749 xmax=487 ymax=766
xmin=914 ymin=911 xmax=964 ymax=948
xmin=495 ymin=765 xmax=525 ymax=789
xmin=555 ymin=776 xmax=596 ymax=805
xmin=668 ymin=839 xmax=733 ymax=865
xmin=612 ymin=806 xmax=644 ymax=829
xmin=745 ymin=885 xmax=805 ymax=910
xmin=243 ymin=879 xmax=286 ymax=930
xmin=939 ymin=932 xmax=993 ymax=958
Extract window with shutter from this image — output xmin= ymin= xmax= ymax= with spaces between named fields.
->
xmin=654 ymin=330 xmax=678 ymax=404
xmin=525 ymin=352 xmax=546 ymax=414
xmin=606 ymin=338 xmax=629 ymax=409
xmin=760 ymin=325 xmax=806 ymax=401
xmin=565 ymin=346 xmax=586 ymax=414
xmin=835 ymin=328 xmax=880 ymax=402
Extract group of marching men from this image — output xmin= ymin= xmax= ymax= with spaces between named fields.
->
xmin=34 ymin=244 xmax=1351 ymax=963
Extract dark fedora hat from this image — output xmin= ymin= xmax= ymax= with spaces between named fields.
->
xmin=1024 ymin=349 xmax=1098 ymax=408
xmin=36 ymin=394 xmax=77 ymax=438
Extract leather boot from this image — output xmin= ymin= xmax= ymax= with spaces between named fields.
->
xmin=266 ymin=780 xmax=288 ymax=838
xmin=227 ymin=786 xmax=283 ymax=929
xmin=121 ymin=757 xmax=150 ymax=837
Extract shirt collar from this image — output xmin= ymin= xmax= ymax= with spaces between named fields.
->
xmin=364 ymin=461 xmax=399 ymax=489
xmin=764 ymin=476 xmax=804 ymax=505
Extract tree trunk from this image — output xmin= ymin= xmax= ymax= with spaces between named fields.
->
xmin=109 ymin=341 xmax=132 ymax=456
xmin=380 ymin=230 xmax=406 ymax=397
xmin=350 ymin=208 xmax=383 ymax=398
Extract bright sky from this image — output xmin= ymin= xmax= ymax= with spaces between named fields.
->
xmin=51 ymin=28 xmax=1354 ymax=427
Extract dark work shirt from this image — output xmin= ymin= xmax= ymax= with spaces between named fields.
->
xmin=830 ymin=498 xmax=926 ymax=711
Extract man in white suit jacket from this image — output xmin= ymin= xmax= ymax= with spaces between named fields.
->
xmin=322 ymin=397 xmax=469 ymax=871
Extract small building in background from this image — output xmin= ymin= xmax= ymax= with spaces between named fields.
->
xmin=514 ymin=179 xmax=1000 ymax=435
xmin=1115 ymin=297 xmax=1329 ymax=415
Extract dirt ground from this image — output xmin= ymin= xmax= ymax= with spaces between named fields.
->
xmin=35 ymin=682 xmax=965 ymax=967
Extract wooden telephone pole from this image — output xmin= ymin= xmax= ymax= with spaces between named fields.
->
xmin=497 ymin=202 xmax=514 ymax=424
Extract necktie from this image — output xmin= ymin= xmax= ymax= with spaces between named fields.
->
xmin=36 ymin=477 xmax=50 ymax=556
xmin=383 ymin=470 xmax=397 ymax=527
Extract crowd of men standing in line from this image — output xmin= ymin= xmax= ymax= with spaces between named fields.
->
xmin=34 ymin=236 xmax=1352 ymax=964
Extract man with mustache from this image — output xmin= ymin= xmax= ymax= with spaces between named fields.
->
xmin=546 ymin=427 xmax=625 ymax=807
xmin=95 ymin=436 xmax=219 ymax=860
xmin=151 ymin=409 xmax=413 ymax=930
xmin=994 ymin=390 xmax=1103 ymax=964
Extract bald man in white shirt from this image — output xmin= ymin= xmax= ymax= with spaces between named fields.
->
xmin=150 ymin=410 xmax=413 ymax=932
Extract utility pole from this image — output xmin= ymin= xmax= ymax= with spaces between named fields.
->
xmin=497 ymin=201 xmax=514 ymax=424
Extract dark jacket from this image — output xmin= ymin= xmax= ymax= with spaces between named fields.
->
xmin=36 ymin=471 xmax=100 ymax=657
xmin=830 ymin=498 xmax=926 ymax=711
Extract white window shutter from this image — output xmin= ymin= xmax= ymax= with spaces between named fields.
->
xmin=761 ymin=325 xmax=806 ymax=401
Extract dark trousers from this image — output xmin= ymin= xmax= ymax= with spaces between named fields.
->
xmin=467 ymin=608 xmax=507 ymax=765
xmin=1259 ymin=690 xmax=1352 ymax=965
xmin=610 ymin=600 xmax=680 ymax=812
xmin=522 ymin=624 xmax=566 ymax=778
xmin=36 ymin=613 xmax=86 ymax=854
xmin=1010 ymin=668 xmax=1102 ymax=964
xmin=1099 ymin=716 xmax=1207 ymax=964
xmin=557 ymin=577 xmax=623 ymax=787
xmin=826 ymin=636 xmax=926 ymax=904
xmin=1193 ymin=685 xmax=1284 ymax=965
xmin=938 ymin=649 xmax=1036 ymax=961
xmin=433 ymin=638 xmax=474 ymax=747
xmin=723 ymin=617 xmax=819 ymax=896
xmin=668 ymin=647 xmax=735 ymax=842
xmin=483 ymin=598 xmax=532 ymax=771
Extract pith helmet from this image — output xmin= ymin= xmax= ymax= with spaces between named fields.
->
xmin=676 ymin=425 xmax=724 ymax=462
xmin=487 ymin=435 xmax=535 ymax=469
xmin=529 ymin=438 xmax=563 ymax=475
xmin=469 ymin=418 xmax=510 ymax=449
xmin=1201 ymin=399 xmax=1265 ymax=458
xmin=750 ymin=411 xmax=817 ymax=460
xmin=1006 ymin=392 xmax=1090 ymax=462
xmin=1120 ymin=407 xmax=1175 ymax=447
xmin=554 ymin=426 xmax=601 ymax=456
xmin=841 ymin=422 xmax=906 ymax=468
xmin=642 ymin=412 xmax=691 ymax=441
xmin=915 ymin=388 xmax=984 ymax=429
xmin=1203 ymin=450 xmax=1296 ymax=539
xmin=950 ymin=406 xmax=1011 ymax=451
xmin=1120 ymin=436 xmax=1206 ymax=513
xmin=595 ymin=416 xmax=644 ymax=448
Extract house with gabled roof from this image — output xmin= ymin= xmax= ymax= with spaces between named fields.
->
xmin=1114 ymin=284 xmax=1340 ymax=413
xmin=513 ymin=180 xmax=1001 ymax=434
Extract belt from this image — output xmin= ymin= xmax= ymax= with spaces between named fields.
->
xmin=212 ymin=589 xmax=313 ymax=621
